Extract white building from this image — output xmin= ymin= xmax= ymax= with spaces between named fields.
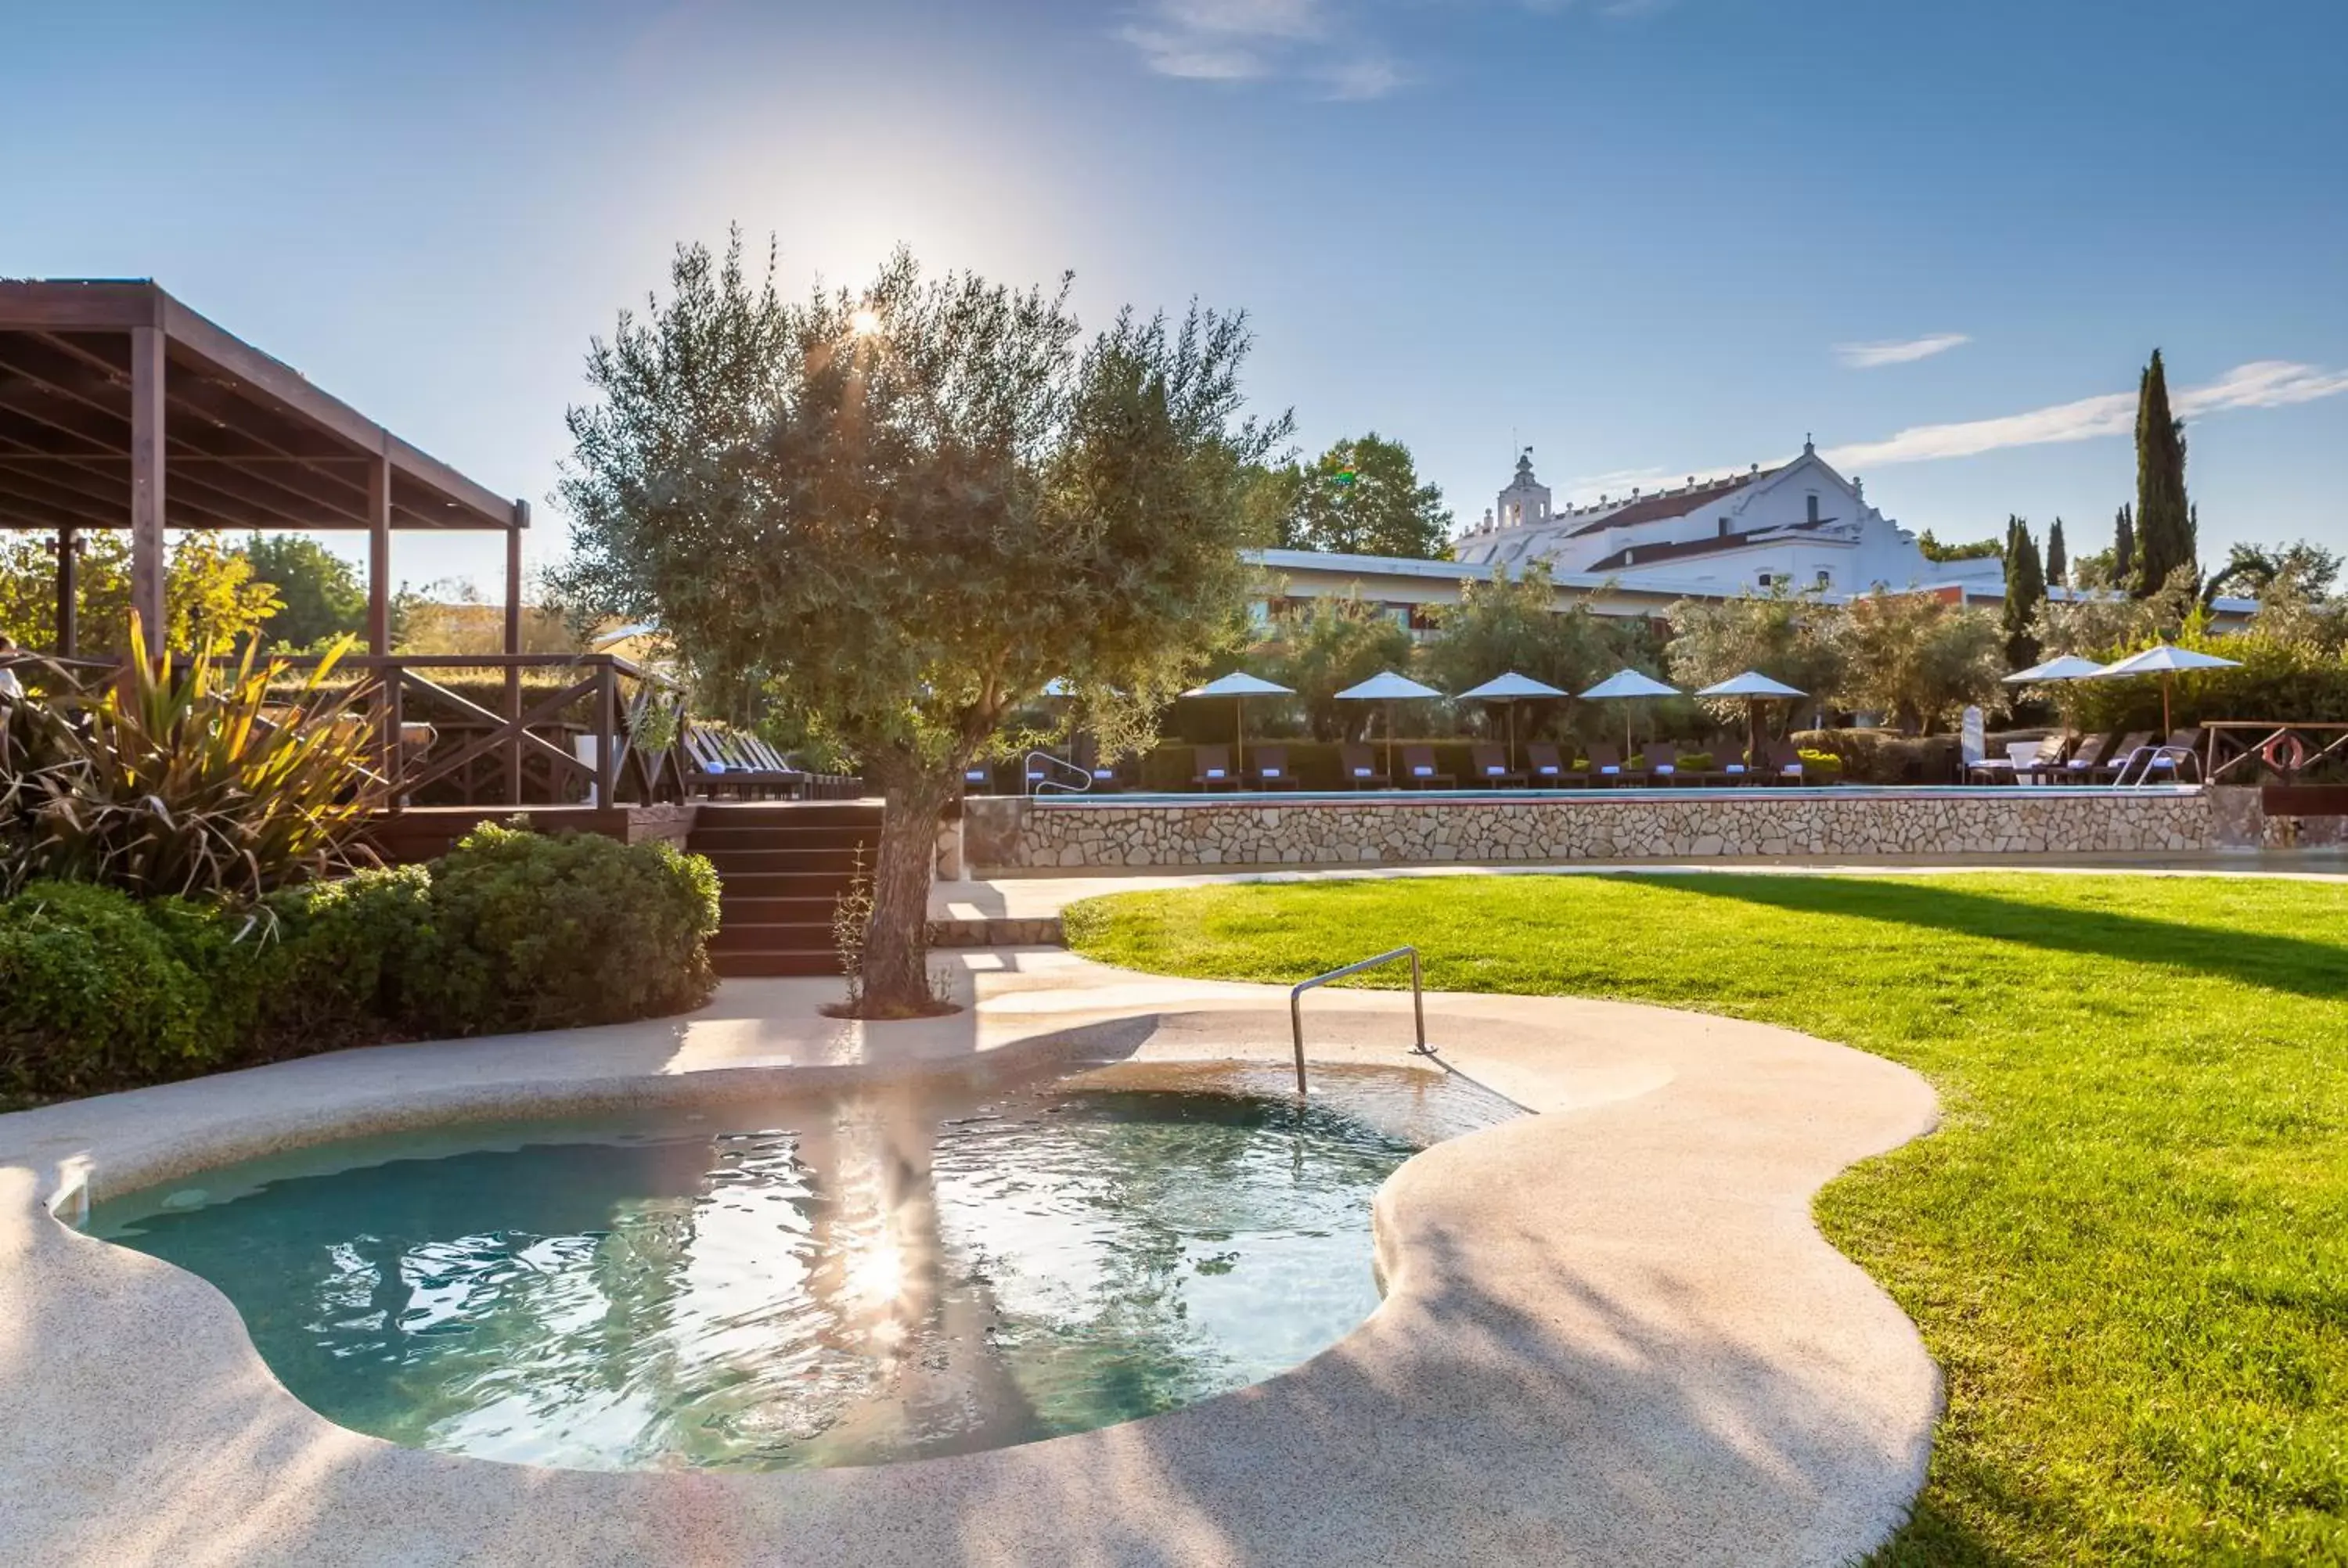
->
xmin=1453 ymin=443 xmax=2005 ymax=599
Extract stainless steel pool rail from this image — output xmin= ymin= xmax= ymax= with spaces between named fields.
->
xmin=1289 ymin=947 xmax=1431 ymax=1096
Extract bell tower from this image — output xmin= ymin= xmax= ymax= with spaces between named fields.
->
xmin=1495 ymin=448 xmax=1552 ymax=531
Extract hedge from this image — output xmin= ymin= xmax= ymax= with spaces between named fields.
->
xmin=0 ymin=825 xmax=721 ymax=1103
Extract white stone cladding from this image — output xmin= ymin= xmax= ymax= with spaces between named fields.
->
xmin=964 ymin=791 xmax=2216 ymax=870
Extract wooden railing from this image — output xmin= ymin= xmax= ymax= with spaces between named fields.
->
xmin=2202 ymin=721 xmax=2348 ymax=786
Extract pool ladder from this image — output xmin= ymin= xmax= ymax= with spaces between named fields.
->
xmin=1288 ymin=946 xmax=1433 ymax=1096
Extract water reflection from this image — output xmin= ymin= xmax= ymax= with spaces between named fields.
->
xmin=93 ymin=1063 xmax=1515 ymax=1472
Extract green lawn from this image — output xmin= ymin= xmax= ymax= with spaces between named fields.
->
xmin=1064 ymin=873 xmax=2348 ymax=1566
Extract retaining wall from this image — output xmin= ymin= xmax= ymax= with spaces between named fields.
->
xmin=963 ymin=789 xmax=2219 ymax=870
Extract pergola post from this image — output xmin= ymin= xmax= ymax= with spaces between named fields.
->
xmin=504 ymin=502 xmax=524 ymax=804
xmin=49 ymin=525 xmax=79 ymax=657
xmin=366 ymin=448 xmax=391 ymax=654
xmin=366 ymin=448 xmax=395 ymax=789
xmin=128 ymin=325 xmax=166 ymax=650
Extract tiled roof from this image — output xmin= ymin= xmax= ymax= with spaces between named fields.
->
xmin=1583 ymin=519 xmax=1835 ymax=573
xmin=1564 ymin=467 xmax=1776 ymax=538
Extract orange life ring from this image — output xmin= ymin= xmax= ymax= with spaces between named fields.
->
xmin=2260 ymin=733 xmax=2307 ymax=774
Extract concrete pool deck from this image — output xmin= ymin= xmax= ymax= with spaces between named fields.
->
xmin=1 ymin=951 xmax=1939 ymax=1566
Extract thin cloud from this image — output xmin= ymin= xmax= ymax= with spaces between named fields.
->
xmin=1823 ymin=360 xmax=2348 ymax=469
xmin=1834 ymin=333 xmax=1971 ymax=369
xmin=1116 ymin=0 xmax=1612 ymax=99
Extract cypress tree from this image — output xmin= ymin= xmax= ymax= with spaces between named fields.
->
xmin=2133 ymin=349 xmax=2193 ymax=596
xmin=2114 ymin=504 xmax=2135 ymax=584
xmin=2046 ymin=517 xmax=2068 ymax=588
xmin=2001 ymin=515 xmax=2045 ymax=670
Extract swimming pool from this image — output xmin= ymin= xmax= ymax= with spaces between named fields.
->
xmin=90 ymin=1061 xmax=1515 ymax=1473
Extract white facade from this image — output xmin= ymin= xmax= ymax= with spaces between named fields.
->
xmin=1454 ymin=443 xmax=2006 ymax=598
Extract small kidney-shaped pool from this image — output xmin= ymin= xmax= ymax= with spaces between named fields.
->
xmin=89 ymin=1060 xmax=1515 ymax=1473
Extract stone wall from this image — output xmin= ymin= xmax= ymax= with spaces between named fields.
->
xmin=963 ymin=789 xmax=2217 ymax=870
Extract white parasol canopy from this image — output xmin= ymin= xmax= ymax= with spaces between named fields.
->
xmin=1579 ymin=669 xmax=1681 ymax=760
xmin=1179 ymin=671 xmax=1295 ymax=778
xmin=1457 ymin=672 xmax=1569 ymax=773
xmin=1183 ymin=671 xmax=1295 ymax=698
xmin=1695 ymin=671 xmax=1807 ymax=699
xmin=2000 ymin=654 xmax=2106 ymax=685
xmin=1456 ymin=671 xmax=1569 ymax=700
xmin=2090 ymin=644 xmax=2241 ymax=733
xmin=1335 ymin=670 xmax=1443 ymax=779
xmin=2091 ymin=644 xmax=2242 ymax=678
xmin=1579 ymin=668 xmax=1681 ymax=701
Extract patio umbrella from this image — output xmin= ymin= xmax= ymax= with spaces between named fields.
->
xmin=2089 ymin=644 xmax=2242 ymax=734
xmin=1335 ymin=670 xmax=1444 ymax=782
xmin=2000 ymin=654 xmax=2105 ymax=686
xmin=1456 ymin=671 xmax=1569 ymax=772
xmin=1695 ymin=671 xmax=1807 ymax=770
xmin=1578 ymin=668 xmax=1682 ymax=761
xmin=1179 ymin=671 xmax=1294 ymax=777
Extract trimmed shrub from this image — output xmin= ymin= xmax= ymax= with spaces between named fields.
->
xmin=0 ymin=881 xmax=232 ymax=1098
xmin=254 ymin=865 xmax=438 ymax=1051
xmin=412 ymin=823 xmax=721 ymax=1034
xmin=0 ymin=827 xmax=722 ymax=1102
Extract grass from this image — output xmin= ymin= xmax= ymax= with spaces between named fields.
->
xmin=1064 ymin=872 xmax=2348 ymax=1566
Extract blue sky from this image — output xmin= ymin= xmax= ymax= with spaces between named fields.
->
xmin=6 ymin=0 xmax=2344 ymax=592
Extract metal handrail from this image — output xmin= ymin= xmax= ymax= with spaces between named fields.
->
xmin=1025 ymin=750 xmax=1093 ymax=796
xmin=1288 ymin=946 xmax=1431 ymax=1095
xmin=2113 ymin=744 xmax=2200 ymax=786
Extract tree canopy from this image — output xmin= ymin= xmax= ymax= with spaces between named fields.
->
xmin=553 ymin=235 xmax=1286 ymax=1011
xmin=0 ymin=532 xmax=279 ymax=656
xmin=1665 ymin=586 xmax=1847 ymax=715
xmin=2133 ymin=351 xmax=2196 ymax=596
xmin=1419 ymin=563 xmax=1622 ymax=699
xmin=2001 ymin=516 xmax=2046 ymax=671
xmin=1841 ymin=592 xmax=2006 ymax=733
xmin=1260 ymin=596 xmax=1413 ymax=741
xmin=1274 ymin=433 xmax=1453 ymax=559
xmin=236 ymin=533 xmax=366 ymax=651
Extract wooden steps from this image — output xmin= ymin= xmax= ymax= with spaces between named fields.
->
xmin=686 ymin=801 xmax=882 ymax=979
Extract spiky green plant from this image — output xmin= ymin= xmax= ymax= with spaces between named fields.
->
xmin=5 ymin=617 xmax=384 ymax=900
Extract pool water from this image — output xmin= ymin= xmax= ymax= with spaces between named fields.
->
xmin=91 ymin=1063 xmax=1514 ymax=1472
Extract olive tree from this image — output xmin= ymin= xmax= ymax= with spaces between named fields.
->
xmin=555 ymin=236 xmax=1286 ymax=1014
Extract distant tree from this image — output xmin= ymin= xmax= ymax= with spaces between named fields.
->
xmin=1916 ymin=528 xmax=2004 ymax=563
xmin=0 ymin=532 xmax=279 ymax=656
xmin=1262 ymin=595 xmax=1413 ymax=740
xmin=554 ymin=236 xmax=1285 ymax=1014
xmin=1420 ymin=563 xmax=1622 ymax=700
xmin=2046 ymin=518 xmax=2068 ymax=588
xmin=391 ymin=576 xmax=587 ymax=656
xmin=2034 ymin=565 xmax=2202 ymax=657
xmin=1665 ymin=586 xmax=1848 ymax=733
xmin=1277 ymin=433 xmax=1453 ymax=559
xmin=2001 ymin=516 xmax=2046 ymax=670
xmin=1839 ymin=592 xmax=2006 ymax=734
xmin=237 ymin=533 xmax=366 ymax=650
xmin=2113 ymin=503 xmax=2136 ymax=585
xmin=2133 ymin=351 xmax=2195 ymax=596
xmin=2203 ymin=540 xmax=2343 ymax=606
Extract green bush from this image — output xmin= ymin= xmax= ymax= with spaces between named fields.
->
xmin=413 ymin=823 xmax=721 ymax=1034
xmin=0 ymin=881 xmax=233 ymax=1099
xmin=0 ymin=827 xmax=721 ymax=1102
xmin=254 ymin=865 xmax=438 ymax=1050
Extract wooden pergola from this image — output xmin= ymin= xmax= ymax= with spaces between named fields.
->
xmin=0 ymin=279 xmax=527 ymax=656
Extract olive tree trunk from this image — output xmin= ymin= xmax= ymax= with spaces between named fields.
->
xmin=858 ymin=765 xmax=956 ymax=1015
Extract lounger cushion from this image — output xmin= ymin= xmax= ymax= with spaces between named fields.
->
xmin=1413 ymin=764 xmax=1433 ymax=776
xmin=1262 ymin=766 xmax=1281 ymax=778
xmin=1654 ymin=764 xmax=1675 ymax=775
xmin=1205 ymin=768 xmax=1225 ymax=779
xmin=1484 ymin=765 xmax=1504 ymax=775
xmin=1536 ymin=764 xmax=1559 ymax=775
xmin=1600 ymin=764 xmax=1619 ymax=775
xmin=1352 ymin=767 xmax=1372 ymax=778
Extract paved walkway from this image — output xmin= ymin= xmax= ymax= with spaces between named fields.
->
xmin=932 ymin=849 xmax=2348 ymax=922
xmin=2 ymin=951 xmax=1939 ymax=1566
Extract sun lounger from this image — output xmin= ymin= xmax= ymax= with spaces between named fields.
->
xmin=1339 ymin=743 xmax=1390 ymax=789
xmin=1640 ymin=742 xmax=1684 ymax=784
xmin=1190 ymin=745 xmax=1234 ymax=789
xmin=1400 ymin=744 xmax=1453 ymax=789
xmin=1470 ymin=743 xmax=1528 ymax=788
xmin=1250 ymin=744 xmax=1303 ymax=789
xmin=1525 ymin=743 xmax=1578 ymax=786
xmin=1766 ymin=739 xmax=1808 ymax=783
xmin=1586 ymin=742 xmax=1631 ymax=786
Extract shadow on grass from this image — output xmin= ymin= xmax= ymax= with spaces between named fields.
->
xmin=1640 ymin=874 xmax=2348 ymax=1002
